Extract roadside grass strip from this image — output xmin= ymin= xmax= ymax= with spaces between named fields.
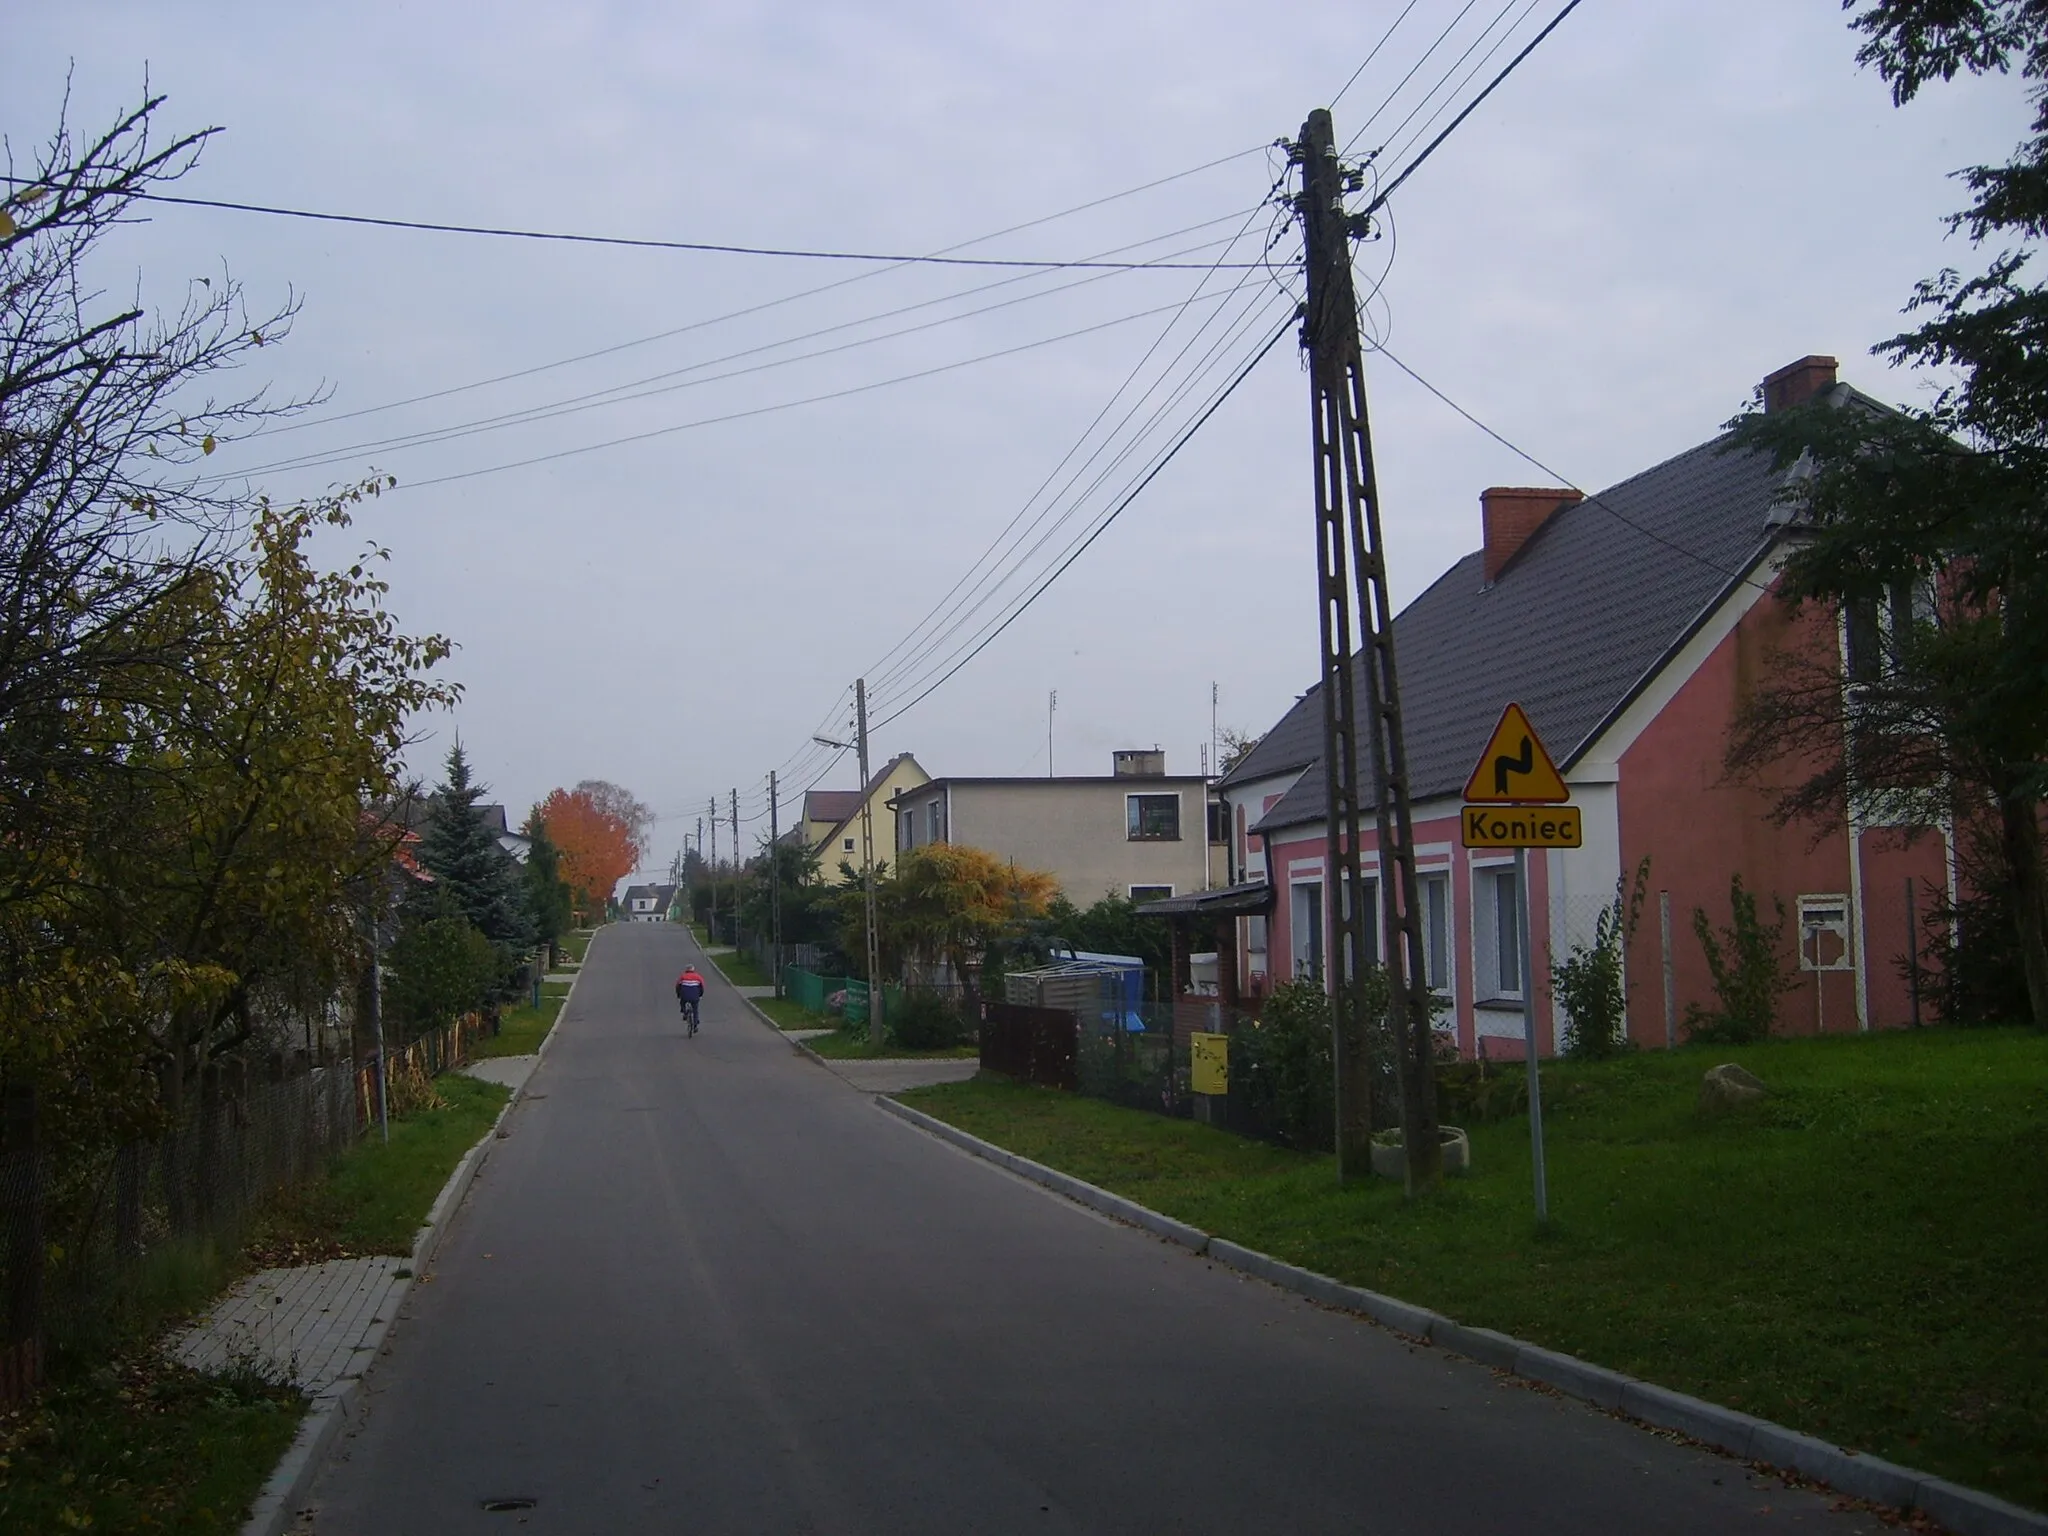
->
xmin=0 ymin=1356 xmax=302 ymax=1535
xmin=709 ymin=950 xmax=772 ymax=987
xmin=900 ymin=1028 xmax=2048 ymax=1515
xmin=753 ymin=996 xmax=833 ymax=1031
xmin=806 ymin=1031 xmax=977 ymax=1061
xmin=249 ymin=1072 xmax=511 ymax=1261
xmin=474 ymin=988 xmax=566 ymax=1060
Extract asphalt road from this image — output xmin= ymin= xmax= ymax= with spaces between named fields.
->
xmin=307 ymin=923 xmax=1885 ymax=1535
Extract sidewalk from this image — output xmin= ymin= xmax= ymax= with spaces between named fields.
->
xmin=171 ymin=1257 xmax=409 ymax=1398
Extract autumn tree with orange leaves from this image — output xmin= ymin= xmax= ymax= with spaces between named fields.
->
xmin=536 ymin=784 xmax=645 ymax=922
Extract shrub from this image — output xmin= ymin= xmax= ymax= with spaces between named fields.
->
xmin=384 ymin=915 xmax=499 ymax=1037
xmin=1233 ymin=979 xmax=1335 ymax=1151
xmin=1552 ymin=857 xmax=1650 ymax=1060
xmin=1683 ymin=873 xmax=1798 ymax=1045
xmin=890 ymin=988 xmax=966 ymax=1050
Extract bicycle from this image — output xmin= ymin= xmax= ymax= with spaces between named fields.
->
xmin=680 ymin=994 xmax=701 ymax=1036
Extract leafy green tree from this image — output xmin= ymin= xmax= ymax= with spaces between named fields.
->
xmin=1727 ymin=1 xmax=2048 ymax=1026
xmin=420 ymin=745 xmax=532 ymax=953
xmin=384 ymin=906 xmax=500 ymax=1036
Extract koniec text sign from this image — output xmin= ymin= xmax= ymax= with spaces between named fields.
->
xmin=1461 ymin=803 xmax=1581 ymax=849
xmin=1189 ymin=1032 xmax=1228 ymax=1096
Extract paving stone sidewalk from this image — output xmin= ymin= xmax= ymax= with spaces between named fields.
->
xmin=815 ymin=1057 xmax=980 ymax=1093
xmin=172 ymin=1257 xmax=408 ymax=1397
xmin=460 ymin=1053 xmax=539 ymax=1092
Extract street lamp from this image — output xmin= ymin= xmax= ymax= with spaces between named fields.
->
xmin=812 ymin=680 xmax=883 ymax=1046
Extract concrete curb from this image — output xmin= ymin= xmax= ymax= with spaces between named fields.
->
xmin=239 ymin=932 xmax=596 ymax=1536
xmin=871 ymin=1095 xmax=2048 ymax=1536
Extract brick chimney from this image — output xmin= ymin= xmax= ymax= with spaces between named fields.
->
xmin=1761 ymin=355 xmax=1838 ymax=414
xmin=1481 ymin=486 xmax=1582 ymax=583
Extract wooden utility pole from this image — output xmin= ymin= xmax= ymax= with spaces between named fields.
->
xmin=1295 ymin=107 xmax=1441 ymax=1191
xmin=730 ymin=788 xmax=740 ymax=948
xmin=856 ymin=679 xmax=884 ymax=1047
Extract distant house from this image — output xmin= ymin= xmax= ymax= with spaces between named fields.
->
xmin=621 ymin=882 xmax=678 ymax=923
xmin=891 ymin=750 xmax=1226 ymax=905
xmin=805 ymin=753 xmax=931 ymax=886
xmin=475 ymin=803 xmax=530 ymax=865
xmin=1218 ymin=355 xmax=1952 ymax=1058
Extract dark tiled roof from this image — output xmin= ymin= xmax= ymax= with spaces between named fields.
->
xmin=803 ymin=789 xmax=863 ymax=826
xmin=1240 ymin=425 xmax=1802 ymax=834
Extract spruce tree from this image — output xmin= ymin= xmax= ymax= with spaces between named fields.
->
xmin=419 ymin=744 xmax=533 ymax=950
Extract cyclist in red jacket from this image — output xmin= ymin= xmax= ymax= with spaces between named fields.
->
xmin=675 ymin=967 xmax=705 ymax=1035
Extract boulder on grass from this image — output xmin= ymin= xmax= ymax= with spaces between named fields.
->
xmin=1698 ymin=1062 xmax=1767 ymax=1115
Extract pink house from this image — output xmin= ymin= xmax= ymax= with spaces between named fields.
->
xmin=1216 ymin=356 xmax=1953 ymax=1059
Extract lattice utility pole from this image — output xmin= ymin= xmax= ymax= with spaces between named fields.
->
xmin=855 ymin=679 xmax=884 ymax=1048
xmin=730 ymin=788 xmax=740 ymax=948
xmin=708 ymin=797 xmax=718 ymax=939
xmin=769 ymin=770 xmax=783 ymax=996
xmin=1294 ymin=107 xmax=1441 ymax=1192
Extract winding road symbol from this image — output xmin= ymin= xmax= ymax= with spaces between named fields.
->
xmin=1462 ymin=702 xmax=1569 ymax=804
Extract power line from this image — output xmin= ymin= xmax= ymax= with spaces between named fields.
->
xmin=388 ymin=291 xmax=1243 ymax=492
xmin=871 ymin=312 xmax=1294 ymax=731
xmin=256 ymin=159 xmax=1273 ymax=440
xmin=1368 ymin=339 xmax=1771 ymax=591
xmin=1365 ymin=0 xmax=1541 ymax=166
xmin=871 ymin=285 xmax=1292 ymax=710
xmin=870 ymin=276 xmax=1291 ymax=707
xmin=231 ymin=220 xmax=1260 ymax=480
xmin=1329 ymin=0 xmax=1428 ymax=110
xmin=862 ymin=184 xmax=1290 ymax=694
xmin=1376 ymin=0 xmax=1547 ymax=172
xmin=30 ymin=177 xmax=1271 ymax=271
xmin=1359 ymin=0 xmax=1587 ymax=218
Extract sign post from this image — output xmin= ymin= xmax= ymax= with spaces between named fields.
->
xmin=1461 ymin=702 xmax=1572 ymax=1223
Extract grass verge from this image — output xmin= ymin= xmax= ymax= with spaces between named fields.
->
xmin=249 ymin=1072 xmax=511 ymax=1261
xmin=559 ymin=929 xmax=593 ymax=965
xmin=709 ymin=950 xmax=771 ymax=987
xmin=0 ymin=1356 xmax=303 ymax=1535
xmin=752 ymin=996 xmax=832 ymax=1031
xmin=806 ymin=1030 xmax=977 ymax=1061
xmin=474 ymin=986 xmax=567 ymax=1059
xmin=901 ymin=1029 xmax=2048 ymax=1512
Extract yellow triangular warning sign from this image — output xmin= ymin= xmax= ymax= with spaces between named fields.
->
xmin=1463 ymin=702 xmax=1570 ymax=804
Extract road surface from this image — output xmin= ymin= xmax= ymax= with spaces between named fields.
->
xmin=307 ymin=922 xmax=1882 ymax=1534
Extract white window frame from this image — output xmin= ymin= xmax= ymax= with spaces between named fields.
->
xmin=1472 ymin=861 xmax=1523 ymax=1002
xmin=927 ymin=799 xmax=944 ymax=842
xmin=1419 ymin=870 xmax=1453 ymax=1000
xmin=1290 ymin=879 xmax=1325 ymax=983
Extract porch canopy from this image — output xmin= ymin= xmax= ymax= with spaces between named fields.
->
xmin=1136 ymin=881 xmax=1273 ymax=1027
xmin=1133 ymin=881 xmax=1273 ymax=921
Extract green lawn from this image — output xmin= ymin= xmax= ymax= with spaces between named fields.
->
xmin=709 ymin=950 xmax=771 ymax=987
xmin=752 ymin=995 xmax=832 ymax=1031
xmin=474 ymin=986 xmax=567 ymax=1059
xmin=558 ymin=929 xmax=594 ymax=965
xmin=903 ymin=1029 xmax=2048 ymax=1512
xmin=0 ymin=1356 xmax=303 ymax=1535
xmin=807 ymin=1030 xmax=978 ymax=1061
xmin=251 ymin=1072 xmax=511 ymax=1259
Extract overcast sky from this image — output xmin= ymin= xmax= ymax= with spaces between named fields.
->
xmin=7 ymin=2 xmax=2029 ymax=878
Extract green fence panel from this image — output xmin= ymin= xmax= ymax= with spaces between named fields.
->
xmin=784 ymin=966 xmax=826 ymax=1014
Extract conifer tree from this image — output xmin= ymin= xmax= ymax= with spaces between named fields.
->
xmin=419 ymin=744 xmax=533 ymax=951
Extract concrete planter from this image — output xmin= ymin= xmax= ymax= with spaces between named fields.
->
xmin=1370 ymin=1125 xmax=1471 ymax=1181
